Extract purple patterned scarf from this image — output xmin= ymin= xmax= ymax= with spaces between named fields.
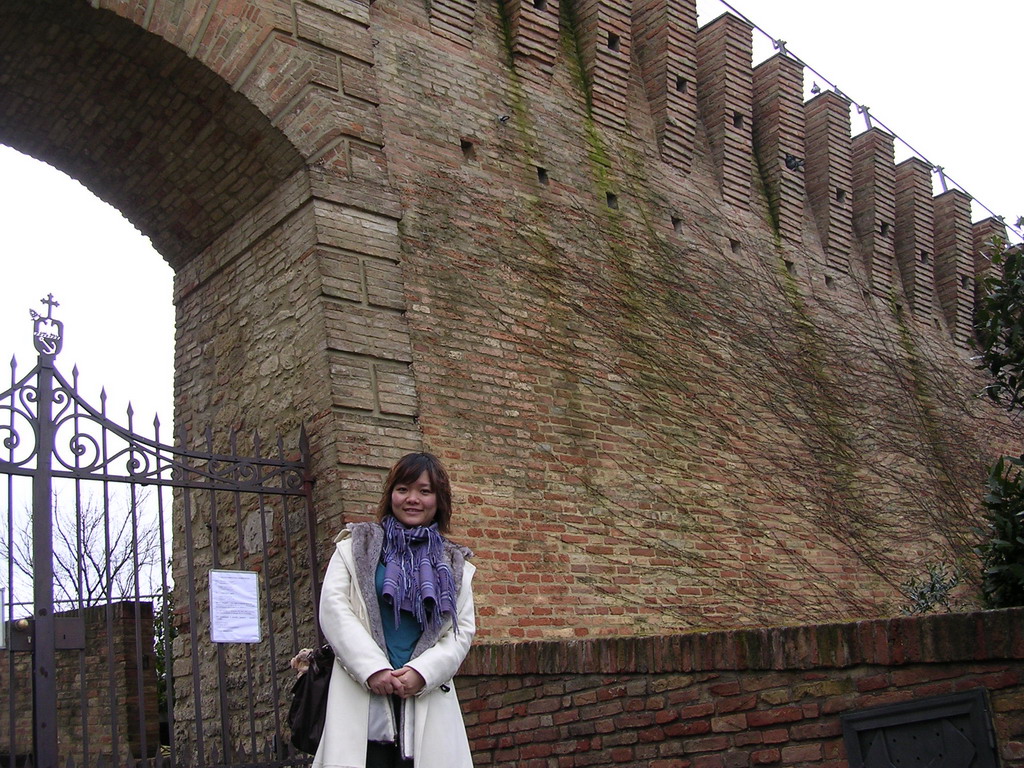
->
xmin=381 ymin=515 xmax=459 ymax=634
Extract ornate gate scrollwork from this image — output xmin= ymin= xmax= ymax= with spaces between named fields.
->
xmin=1 ymin=296 xmax=320 ymax=768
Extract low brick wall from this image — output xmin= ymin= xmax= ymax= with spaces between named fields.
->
xmin=456 ymin=608 xmax=1024 ymax=767
xmin=0 ymin=601 xmax=159 ymax=763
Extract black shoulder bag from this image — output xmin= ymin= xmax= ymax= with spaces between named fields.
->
xmin=288 ymin=644 xmax=335 ymax=755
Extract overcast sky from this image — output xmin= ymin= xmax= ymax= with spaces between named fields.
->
xmin=1 ymin=0 xmax=1020 ymax=431
xmin=0 ymin=150 xmax=174 ymax=429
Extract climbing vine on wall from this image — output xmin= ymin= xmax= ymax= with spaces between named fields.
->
xmin=390 ymin=43 xmax=1007 ymax=629
xmin=407 ymin=161 xmax=1006 ymax=628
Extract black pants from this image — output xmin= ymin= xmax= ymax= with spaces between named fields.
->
xmin=366 ymin=741 xmax=413 ymax=768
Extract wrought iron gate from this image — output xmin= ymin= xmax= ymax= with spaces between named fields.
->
xmin=1 ymin=296 xmax=321 ymax=768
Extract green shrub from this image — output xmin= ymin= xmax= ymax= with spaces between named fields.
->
xmin=900 ymin=562 xmax=967 ymax=615
xmin=977 ymin=456 xmax=1024 ymax=608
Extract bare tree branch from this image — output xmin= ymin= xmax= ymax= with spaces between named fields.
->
xmin=1 ymin=487 xmax=162 ymax=608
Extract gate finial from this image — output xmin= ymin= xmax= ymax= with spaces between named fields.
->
xmin=30 ymin=293 xmax=64 ymax=358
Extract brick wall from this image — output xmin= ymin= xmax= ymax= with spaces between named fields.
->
xmin=457 ymin=608 xmax=1024 ymax=767
xmin=0 ymin=602 xmax=159 ymax=763
xmin=0 ymin=0 xmax=1015 ymax=646
xmin=370 ymin=0 xmax=1010 ymax=639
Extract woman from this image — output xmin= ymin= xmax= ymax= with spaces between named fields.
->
xmin=313 ymin=452 xmax=477 ymax=768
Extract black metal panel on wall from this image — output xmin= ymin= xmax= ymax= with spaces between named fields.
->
xmin=842 ymin=688 xmax=999 ymax=768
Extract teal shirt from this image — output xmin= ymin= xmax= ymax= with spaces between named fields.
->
xmin=375 ymin=561 xmax=423 ymax=669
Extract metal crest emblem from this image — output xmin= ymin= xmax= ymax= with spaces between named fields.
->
xmin=30 ymin=293 xmax=63 ymax=357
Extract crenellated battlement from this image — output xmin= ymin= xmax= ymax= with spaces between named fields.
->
xmin=633 ymin=0 xmax=699 ymax=173
xmin=491 ymin=0 xmax=1004 ymax=345
xmin=752 ymin=53 xmax=805 ymax=244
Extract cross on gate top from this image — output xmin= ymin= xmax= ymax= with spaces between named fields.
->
xmin=40 ymin=293 xmax=59 ymax=318
xmin=30 ymin=293 xmax=64 ymax=358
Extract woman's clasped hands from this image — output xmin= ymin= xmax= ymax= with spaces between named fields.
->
xmin=366 ymin=667 xmax=426 ymax=698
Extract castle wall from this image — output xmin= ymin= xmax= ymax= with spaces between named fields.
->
xmin=0 ymin=0 xmax=1012 ymax=644
xmin=366 ymin=0 xmax=1009 ymax=636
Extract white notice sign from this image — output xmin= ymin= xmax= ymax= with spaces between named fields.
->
xmin=209 ymin=570 xmax=262 ymax=643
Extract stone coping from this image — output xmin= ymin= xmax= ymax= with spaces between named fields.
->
xmin=460 ymin=607 xmax=1024 ymax=676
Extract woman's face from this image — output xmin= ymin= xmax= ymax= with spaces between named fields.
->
xmin=390 ymin=470 xmax=438 ymax=528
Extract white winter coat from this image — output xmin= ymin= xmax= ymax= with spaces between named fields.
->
xmin=312 ymin=522 xmax=476 ymax=768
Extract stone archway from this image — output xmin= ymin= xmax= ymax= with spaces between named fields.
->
xmin=0 ymin=0 xmax=421 ymax=524
xmin=0 ymin=0 xmax=302 ymax=268
xmin=1 ymin=1 xmax=425 ymax=755
xmin=0 ymin=6 xmax=430 ymax=709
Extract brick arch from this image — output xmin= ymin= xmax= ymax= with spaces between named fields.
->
xmin=0 ymin=0 xmax=305 ymax=269
xmin=0 ymin=0 xmax=419 ymax=593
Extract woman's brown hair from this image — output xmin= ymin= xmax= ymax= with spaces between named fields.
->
xmin=376 ymin=452 xmax=453 ymax=533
